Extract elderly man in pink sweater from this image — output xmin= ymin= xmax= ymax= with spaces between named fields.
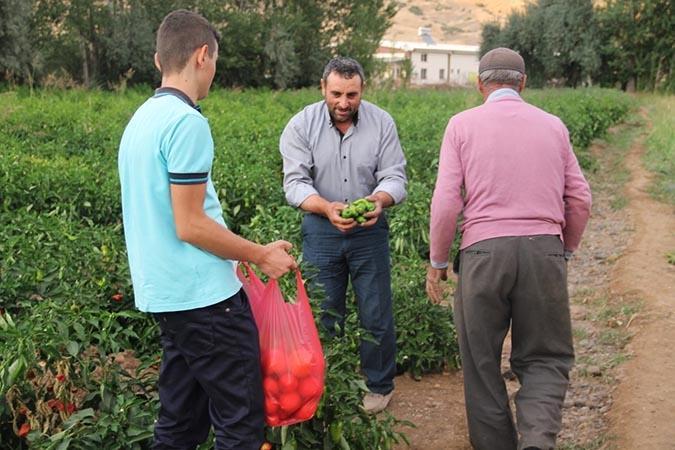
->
xmin=427 ymin=47 xmax=592 ymax=450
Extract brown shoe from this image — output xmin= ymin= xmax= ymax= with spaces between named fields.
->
xmin=362 ymin=391 xmax=393 ymax=414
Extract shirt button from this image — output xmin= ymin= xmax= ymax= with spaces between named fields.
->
xmin=344 ymin=178 xmax=347 ymax=182
xmin=343 ymin=156 xmax=347 ymax=159
xmin=345 ymin=199 xmax=348 ymax=202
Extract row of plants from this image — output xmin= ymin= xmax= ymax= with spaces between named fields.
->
xmin=0 ymin=86 xmax=632 ymax=448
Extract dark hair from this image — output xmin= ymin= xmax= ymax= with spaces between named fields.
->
xmin=321 ymin=57 xmax=365 ymax=85
xmin=155 ymin=9 xmax=220 ymax=75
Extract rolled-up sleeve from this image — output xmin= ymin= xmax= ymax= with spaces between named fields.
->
xmin=373 ymin=117 xmax=408 ymax=204
xmin=280 ymin=118 xmax=319 ymax=207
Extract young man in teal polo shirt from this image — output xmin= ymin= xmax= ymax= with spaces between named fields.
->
xmin=118 ymin=10 xmax=296 ymax=450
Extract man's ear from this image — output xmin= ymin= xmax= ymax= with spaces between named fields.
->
xmin=320 ymin=78 xmax=326 ymax=96
xmin=519 ymin=74 xmax=527 ymax=92
xmin=195 ymin=44 xmax=209 ymax=67
xmin=154 ymin=53 xmax=162 ymax=72
xmin=477 ymin=77 xmax=485 ymax=95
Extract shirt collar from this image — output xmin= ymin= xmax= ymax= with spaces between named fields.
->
xmin=486 ymin=87 xmax=521 ymax=103
xmin=154 ymin=87 xmax=202 ymax=113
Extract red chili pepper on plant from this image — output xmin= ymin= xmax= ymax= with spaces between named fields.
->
xmin=17 ymin=422 xmax=30 ymax=437
xmin=111 ymin=293 xmax=123 ymax=302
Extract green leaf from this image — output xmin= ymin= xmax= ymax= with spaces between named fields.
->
xmin=66 ymin=340 xmax=80 ymax=356
xmin=127 ymin=430 xmax=154 ymax=443
xmin=62 ymin=408 xmax=95 ymax=428
xmin=339 ymin=435 xmax=351 ymax=450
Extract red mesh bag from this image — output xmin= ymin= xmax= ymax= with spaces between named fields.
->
xmin=238 ymin=264 xmax=325 ymax=426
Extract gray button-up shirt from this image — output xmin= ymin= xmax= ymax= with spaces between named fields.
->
xmin=280 ymin=100 xmax=407 ymax=207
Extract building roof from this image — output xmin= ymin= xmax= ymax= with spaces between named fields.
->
xmin=379 ymin=39 xmax=479 ymax=55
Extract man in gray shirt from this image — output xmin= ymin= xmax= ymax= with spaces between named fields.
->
xmin=280 ymin=57 xmax=407 ymax=414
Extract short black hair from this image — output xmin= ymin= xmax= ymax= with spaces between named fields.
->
xmin=322 ymin=57 xmax=365 ymax=85
xmin=156 ymin=9 xmax=220 ymax=75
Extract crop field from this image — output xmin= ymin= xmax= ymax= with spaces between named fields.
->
xmin=0 ymin=87 xmax=632 ymax=449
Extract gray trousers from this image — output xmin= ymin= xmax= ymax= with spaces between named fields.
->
xmin=454 ymin=235 xmax=574 ymax=450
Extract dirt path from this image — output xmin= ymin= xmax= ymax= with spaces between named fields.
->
xmin=390 ymin=118 xmax=675 ymax=449
xmin=607 ymin=134 xmax=675 ymax=447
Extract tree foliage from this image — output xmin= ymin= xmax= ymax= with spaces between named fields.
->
xmin=0 ymin=0 xmax=398 ymax=89
xmin=480 ymin=0 xmax=600 ymax=88
xmin=0 ymin=0 xmax=39 ymax=84
xmin=480 ymin=0 xmax=673 ymax=92
xmin=596 ymin=0 xmax=674 ymax=92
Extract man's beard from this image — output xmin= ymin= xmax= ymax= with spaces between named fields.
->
xmin=329 ymin=105 xmax=356 ymax=123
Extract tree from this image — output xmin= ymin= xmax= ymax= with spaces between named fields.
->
xmin=481 ymin=0 xmax=673 ymax=92
xmin=0 ymin=0 xmax=39 ymax=84
xmin=479 ymin=0 xmax=601 ymax=87
xmin=597 ymin=0 xmax=674 ymax=92
xmin=326 ymin=0 xmax=398 ymax=81
xmin=4 ymin=0 xmax=400 ymax=89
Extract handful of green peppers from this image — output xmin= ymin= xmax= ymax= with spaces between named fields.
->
xmin=340 ymin=198 xmax=376 ymax=224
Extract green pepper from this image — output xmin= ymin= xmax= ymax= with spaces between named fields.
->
xmin=341 ymin=198 xmax=375 ymax=220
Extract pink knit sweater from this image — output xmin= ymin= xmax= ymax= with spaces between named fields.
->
xmin=429 ymin=93 xmax=592 ymax=267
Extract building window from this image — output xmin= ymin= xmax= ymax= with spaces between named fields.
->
xmin=439 ymin=69 xmax=445 ymax=80
xmin=421 ymin=53 xmax=427 ymax=62
xmin=421 ymin=68 xmax=427 ymax=80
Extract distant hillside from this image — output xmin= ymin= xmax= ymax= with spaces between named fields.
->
xmin=384 ymin=0 xmax=526 ymax=45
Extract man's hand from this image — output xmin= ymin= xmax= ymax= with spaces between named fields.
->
xmin=254 ymin=240 xmax=297 ymax=279
xmin=360 ymin=192 xmax=394 ymax=228
xmin=426 ymin=266 xmax=448 ymax=304
xmin=360 ymin=195 xmax=384 ymax=227
xmin=325 ymin=202 xmax=359 ymax=233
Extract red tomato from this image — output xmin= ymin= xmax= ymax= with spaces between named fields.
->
xmin=263 ymin=377 xmax=279 ymax=395
xmin=279 ymin=392 xmax=301 ymax=415
xmin=266 ymin=414 xmax=281 ymax=427
xmin=260 ymin=443 xmax=273 ymax=450
xmin=291 ymin=349 xmax=313 ymax=378
xmin=294 ymin=400 xmax=316 ymax=421
xmin=299 ymin=376 xmax=322 ymax=400
xmin=263 ymin=350 xmax=286 ymax=377
xmin=264 ymin=396 xmax=279 ymax=415
xmin=277 ymin=373 xmax=298 ymax=392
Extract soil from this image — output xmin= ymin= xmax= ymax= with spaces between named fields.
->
xmin=606 ymin=132 xmax=675 ymax=447
xmin=389 ymin=119 xmax=675 ymax=449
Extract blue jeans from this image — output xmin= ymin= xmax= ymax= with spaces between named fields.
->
xmin=302 ymin=213 xmax=396 ymax=395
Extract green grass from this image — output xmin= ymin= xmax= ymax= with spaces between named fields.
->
xmin=558 ymin=435 xmax=610 ymax=450
xmin=667 ymin=251 xmax=675 ymax=265
xmin=591 ymin=114 xmax=643 ymax=209
xmin=641 ymin=94 xmax=675 ymax=204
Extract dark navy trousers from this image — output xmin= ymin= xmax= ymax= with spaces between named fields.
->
xmin=151 ymin=290 xmax=264 ymax=450
xmin=302 ymin=213 xmax=396 ymax=395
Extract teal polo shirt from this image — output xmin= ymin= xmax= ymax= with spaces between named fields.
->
xmin=118 ymin=88 xmax=241 ymax=312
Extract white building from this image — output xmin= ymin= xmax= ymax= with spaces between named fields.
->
xmin=375 ymin=28 xmax=480 ymax=87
